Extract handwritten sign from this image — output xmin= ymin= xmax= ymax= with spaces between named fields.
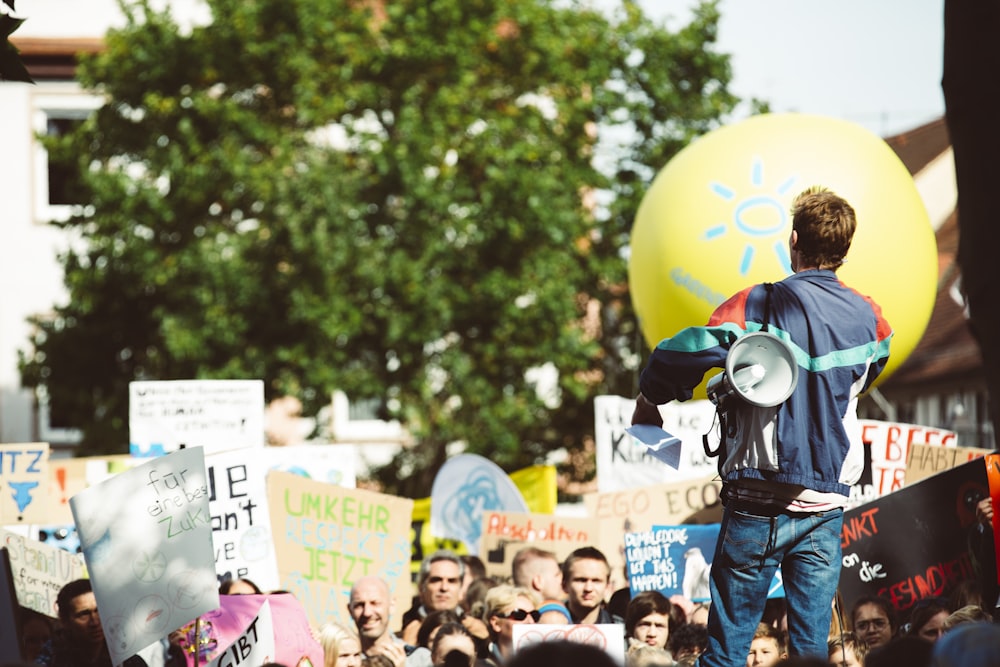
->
xmin=129 ymin=379 xmax=265 ymax=456
xmin=512 ymin=624 xmax=625 ymax=664
xmin=838 ymin=457 xmax=987 ymax=616
xmin=1 ymin=528 xmax=86 ymax=618
xmin=207 ymin=599 xmax=275 ymax=667
xmin=480 ymin=511 xmax=593 ymax=584
xmin=594 ymin=396 xmax=718 ymax=492
xmin=205 ymin=449 xmax=279 ymax=591
xmin=905 ymin=443 xmax=991 ymax=486
xmin=0 ymin=443 xmax=49 ymax=524
xmin=70 ymin=447 xmax=219 ymax=665
xmin=186 ymin=593 xmax=321 ymax=667
xmin=861 ymin=420 xmax=956 ymax=496
xmin=624 ymin=525 xmax=783 ymax=602
xmin=582 ymin=476 xmax=722 ymax=593
xmin=267 ymin=470 xmax=413 ymax=631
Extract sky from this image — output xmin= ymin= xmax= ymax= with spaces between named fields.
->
xmin=597 ymin=0 xmax=946 ymax=139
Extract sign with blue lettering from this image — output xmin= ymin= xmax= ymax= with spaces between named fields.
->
xmin=0 ymin=443 xmax=49 ymax=524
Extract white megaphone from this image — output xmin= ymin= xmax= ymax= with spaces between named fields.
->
xmin=706 ymin=331 xmax=799 ymax=409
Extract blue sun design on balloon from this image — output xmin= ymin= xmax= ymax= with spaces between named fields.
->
xmin=704 ymin=158 xmax=798 ymax=276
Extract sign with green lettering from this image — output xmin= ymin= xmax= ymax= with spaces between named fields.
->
xmin=267 ymin=470 xmax=413 ymax=631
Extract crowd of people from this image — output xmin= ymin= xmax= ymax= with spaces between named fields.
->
xmin=15 ymin=542 xmax=1000 ymax=667
xmin=13 ymin=187 xmax=1000 ymax=667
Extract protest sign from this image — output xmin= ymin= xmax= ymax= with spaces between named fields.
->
xmin=129 ymin=379 xmax=265 ymax=456
xmin=1 ymin=528 xmax=86 ymax=618
xmin=861 ymin=420 xmax=956 ymax=497
xmin=207 ymin=599 xmax=275 ymax=667
xmin=905 ymin=443 xmax=991 ymax=486
xmin=480 ymin=511 xmax=594 ymax=584
xmin=624 ymin=525 xmax=784 ymax=602
xmin=0 ymin=443 xmax=49 ymax=524
xmin=594 ymin=395 xmax=719 ymax=492
xmin=268 ymin=470 xmax=413 ymax=631
xmin=180 ymin=593 xmax=321 ymax=667
xmin=509 ymin=465 xmax=558 ymax=515
xmin=582 ymin=476 xmax=722 ymax=593
xmin=206 ymin=449 xmax=279 ymax=592
xmin=512 ymin=624 xmax=625 ymax=664
xmin=70 ymin=447 xmax=219 ymax=665
xmin=838 ymin=457 xmax=988 ymax=616
xmin=0 ymin=548 xmax=21 ymax=663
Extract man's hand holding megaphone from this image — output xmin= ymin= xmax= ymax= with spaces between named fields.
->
xmin=631 ymin=393 xmax=664 ymax=429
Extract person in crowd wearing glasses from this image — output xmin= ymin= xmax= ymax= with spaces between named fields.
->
xmin=481 ymin=585 xmax=540 ymax=665
xmin=849 ymin=596 xmax=896 ymax=650
xmin=561 ymin=546 xmax=623 ymax=625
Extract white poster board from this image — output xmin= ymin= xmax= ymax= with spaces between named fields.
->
xmin=512 ymin=624 xmax=625 ymax=664
xmin=129 ymin=379 xmax=265 ymax=456
xmin=206 ymin=449 xmax=279 ymax=591
xmin=70 ymin=447 xmax=219 ymax=665
xmin=595 ymin=395 xmax=718 ymax=492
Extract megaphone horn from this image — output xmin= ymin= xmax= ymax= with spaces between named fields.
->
xmin=706 ymin=331 xmax=799 ymax=409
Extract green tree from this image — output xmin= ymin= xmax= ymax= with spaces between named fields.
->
xmin=20 ymin=0 xmax=739 ymax=495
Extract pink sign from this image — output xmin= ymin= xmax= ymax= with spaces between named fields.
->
xmin=176 ymin=593 xmax=323 ymax=667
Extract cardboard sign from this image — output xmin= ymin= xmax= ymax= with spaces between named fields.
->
xmin=512 ymin=624 xmax=625 ymax=664
xmin=582 ymin=476 xmax=722 ymax=594
xmin=905 ymin=443 xmax=992 ymax=486
xmin=1 ymin=528 xmax=86 ymax=618
xmin=0 ymin=443 xmax=49 ymax=524
xmin=129 ymin=379 xmax=265 ymax=456
xmin=594 ymin=396 xmax=719 ymax=492
xmin=267 ymin=470 xmax=413 ymax=631
xmin=70 ymin=447 xmax=220 ymax=665
xmin=480 ymin=511 xmax=595 ymax=585
xmin=205 ymin=449 xmax=279 ymax=591
xmin=207 ymin=599 xmax=276 ymax=667
xmin=838 ymin=457 xmax=988 ymax=616
xmin=861 ymin=420 xmax=956 ymax=496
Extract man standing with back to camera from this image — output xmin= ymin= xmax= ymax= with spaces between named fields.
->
xmin=631 ymin=187 xmax=892 ymax=665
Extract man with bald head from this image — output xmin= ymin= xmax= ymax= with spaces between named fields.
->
xmin=348 ymin=575 xmax=431 ymax=667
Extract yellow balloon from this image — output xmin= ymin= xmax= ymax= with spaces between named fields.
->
xmin=629 ymin=113 xmax=936 ymax=396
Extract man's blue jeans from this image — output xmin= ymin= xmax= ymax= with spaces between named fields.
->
xmin=700 ymin=503 xmax=844 ymax=667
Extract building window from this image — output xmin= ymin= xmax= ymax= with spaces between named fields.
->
xmin=32 ymin=89 xmax=102 ymax=223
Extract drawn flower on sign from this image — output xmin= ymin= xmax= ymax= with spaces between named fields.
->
xmin=132 ymin=550 xmax=167 ymax=583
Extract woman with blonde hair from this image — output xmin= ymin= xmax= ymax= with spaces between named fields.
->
xmin=319 ymin=621 xmax=364 ymax=667
xmin=481 ymin=585 xmax=540 ymax=665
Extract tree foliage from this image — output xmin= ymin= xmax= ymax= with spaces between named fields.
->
xmin=20 ymin=0 xmax=740 ymax=494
